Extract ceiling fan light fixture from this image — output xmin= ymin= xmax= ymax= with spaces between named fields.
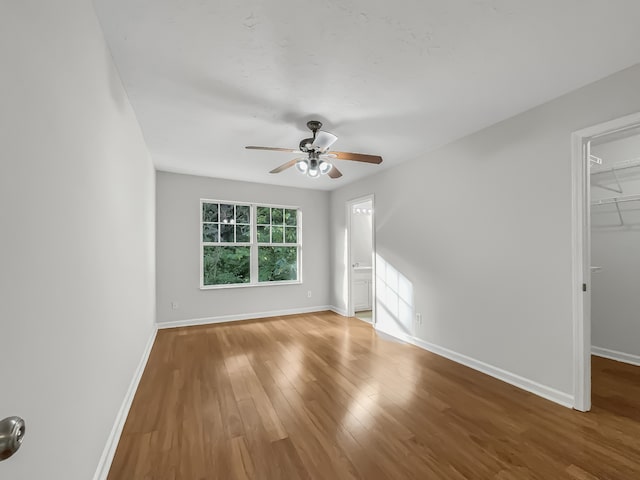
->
xmin=295 ymin=159 xmax=309 ymax=173
xmin=318 ymin=160 xmax=332 ymax=175
xmin=307 ymin=159 xmax=320 ymax=178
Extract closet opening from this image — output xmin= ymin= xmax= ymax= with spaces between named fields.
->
xmin=571 ymin=112 xmax=640 ymax=412
xmin=589 ymin=127 xmax=640 ymax=414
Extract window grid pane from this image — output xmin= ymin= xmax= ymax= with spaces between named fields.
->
xmin=203 ymin=246 xmax=250 ymax=285
xmin=203 ymin=223 xmax=219 ymax=242
xmin=271 ymin=208 xmax=284 ymax=225
xmin=236 ymin=224 xmax=250 ymax=242
xmin=258 ymin=246 xmax=298 ymax=282
xmin=202 ymin=201 xmax=252 ymax=246
xmin=271 ymin=225 xmax=284 ymax=243
xmin=236 ymin=205 xmax=250 ymax=224
xmin=256 ymin=206 xmax=300 ymax=246
xmin=257 ymin=206 xmax=270 ymax=225
xmin=203 ymin=203 xmax=218 ymax=222
xmin=257 ymin=225 xmax=270 ymax=243
xmin=284 ymin=226 xmax=297 ymax=244
xmin=285 ymin=209 xmax=297 ymax=226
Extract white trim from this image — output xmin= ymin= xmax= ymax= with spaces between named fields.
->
xmin=157 ymin=305 xmax=332 ymax=329
xmin=93 ymin=327 xmax=157 ymax=480
xmin=571 ymin=131 xmax=590 ymax=412
xmin=376 ymin=326 xmax=574 ymax=409
xmin=200 ymin=198 xmax=300 ymax=211
xmin=571 ymin=111 xmax=640 ymax=412
xmin=592 ymin=346 xmax=640 ymax=367
xmin=330 ymin=305 xmax=349 ymax=317
xmin=199 ymin=279 xmax=302 ymax=290
xmin=371 ymin=197 xmax=377 ymax=327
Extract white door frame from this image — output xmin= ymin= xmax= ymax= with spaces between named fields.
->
xmin=571 ymin=111 xmax=640 ymax=412
xmin=346 ymin=194 xmax=376 ymax=323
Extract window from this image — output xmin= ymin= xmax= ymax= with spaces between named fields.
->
xmin=256 ymin=206 xmax=299 ymax=282
xmin=200 ymin=200 xmax=301 ymax=288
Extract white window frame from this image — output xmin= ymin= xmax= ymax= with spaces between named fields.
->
xmin=200 ymin=199 xmax=302 ymax=289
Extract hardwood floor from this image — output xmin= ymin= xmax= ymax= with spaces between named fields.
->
xmin=108 ymin=312 xmax=640 ymax=479
xmin=592 ymin=355 xmax=640 ymax=424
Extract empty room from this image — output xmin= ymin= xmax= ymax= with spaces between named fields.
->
xmin=3 ymin=1 xmax=640 ymax=479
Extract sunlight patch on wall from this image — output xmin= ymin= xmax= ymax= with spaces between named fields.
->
xmin=376 ymin=254 xmax=414 ymax=337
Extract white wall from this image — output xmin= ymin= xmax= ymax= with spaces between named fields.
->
xmin=156 ymin=171 xmax=330 ymax=324
xmin=0 ymin=1 xmax=156 ymax=479
xmin=591 ymin=134 xmax=640 ymax=358
xmin=330 ymin=63 xmax=640 ymax=404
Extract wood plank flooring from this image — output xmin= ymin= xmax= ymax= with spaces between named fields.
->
xmin=108 ymin=312 xmax=640 ymax=479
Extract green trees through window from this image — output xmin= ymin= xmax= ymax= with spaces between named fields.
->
xmin=256 ymin=206 xmax=298 ymax=282
xmin=201 ymin=201 xmax=300 ymax=287
xmin=258 ymin=247 xmax=297 ymax=282
xmin=203 ymin=246 xmax=250 ymax=285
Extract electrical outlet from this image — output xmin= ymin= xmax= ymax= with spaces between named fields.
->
xmin=171 ymin=301 xmax=179 ymax=310
xmin=416 ymin=313 xmax=422 ymax=325
xmin=307 ymin=290 xmax=312 ymax=298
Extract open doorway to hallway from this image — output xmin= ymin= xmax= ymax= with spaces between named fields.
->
xmin=347 ymin=196 xmax=375 ymax=324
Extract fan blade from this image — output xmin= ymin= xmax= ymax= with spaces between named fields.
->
xmin=328 ymin=165 xmax=343 ymax=179
xmin=329 ymin=151 xmax=383 ymax=164
xmin=312 ymin=131 xmax=338 ymax=152
xmin=246 ymin=146 xmax=299 ymax=153
xmin=269 ymin=159 xmax=298 ymax=174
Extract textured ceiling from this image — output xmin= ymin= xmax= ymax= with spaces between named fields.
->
xmin=94 ymin=0 xmax=640 ymax=190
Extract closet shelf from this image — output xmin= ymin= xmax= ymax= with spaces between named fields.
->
xmin=591 ymin=193 xmax=640 ymax=226
xmin=591 ymin=156 xmax=640 ymax=195
xmin=590 ymin=155 xmax=640 ymax=225
xmin=591 ymin=193 xmax=640 ymax=206
xmin=590 ymin=156 xmax=640 ymax=175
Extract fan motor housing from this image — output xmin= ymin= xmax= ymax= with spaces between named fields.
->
xmin=299 ymin=137 xmax=315 ymax=152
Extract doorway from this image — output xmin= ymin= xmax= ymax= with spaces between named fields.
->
xmin=571 ymin=111 xmax=640 ymax=411
xmin=589 ymin=126 xmax=640 ymax=414
xmin=347 ymin=195 xmax=375 ymax=324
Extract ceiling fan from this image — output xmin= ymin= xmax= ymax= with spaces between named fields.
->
xmin=246 ymin=120 xmax=383 ymax=179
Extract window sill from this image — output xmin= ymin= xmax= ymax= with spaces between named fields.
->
xmin=200 ymin=280 xmax=302 ymax=290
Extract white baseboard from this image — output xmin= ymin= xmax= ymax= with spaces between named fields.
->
xmin=93 ymin=327 xmax=157 ymax=480
xmin=592 ymin=346 xmax=640 ymax=367
xmin=375 ymin=326 xmax=574 ymax=409
xmin=329 ymin=305 xmax=349 ymax=317
xmin=353 ymin=315 xmax=373 ymax=325
xmin=157 ymin=305 xmax=332 ymax=329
